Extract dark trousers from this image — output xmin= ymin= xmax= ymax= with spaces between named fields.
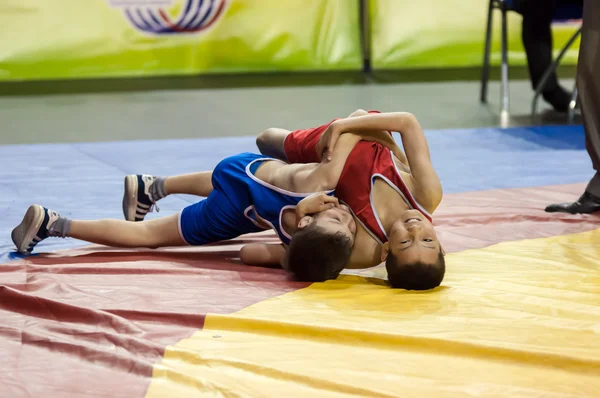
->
xmin=579 ymin=0 xmax=600 ymax=197
xmin=519 ymin=0 xmax=582 ymax=92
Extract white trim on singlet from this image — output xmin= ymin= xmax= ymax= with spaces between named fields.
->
xmin=278 ymin=205 xmax=297 ymax=241
xmin=177 ymin=211 xmax=192 ymax=246
xmin=387 ymin=149 xmax=433 ymax=220
xmin=245 ymin=206 xmax=290 ymax=245
xmin=254 ymin=211 xmax=279 ymax=239
xmin=248 ymin=205 xmax=293 ymax=246
xmin=245 ymin=157 xmax=334 ymax=197
xmin=369 ymin=173 xmax=417 ymax=242
xmin=243 ymin=206 xmax=269 ymax=230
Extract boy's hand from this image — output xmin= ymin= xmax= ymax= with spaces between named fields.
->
xmin=296 ymin=193 xmax=339 ymax=222
xmin=316 ymin=118 xmax=404 ymax=163
xmin=316 ymin=121 xmax=342 ymax=162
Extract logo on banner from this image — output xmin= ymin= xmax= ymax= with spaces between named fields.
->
xmin=108 ymin=0 xmax=227 ymax=35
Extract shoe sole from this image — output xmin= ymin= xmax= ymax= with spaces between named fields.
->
xmin=123 ymin=175 xmax=139 ymax=222
xmin=11 ymin=205 xmax=45 ymax=254
xmin=545 ymin=206 xmax=580 ymax=214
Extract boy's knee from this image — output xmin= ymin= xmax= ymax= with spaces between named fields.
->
xmin=139 ymin=223 xmax=163 ymax=249
xmin=256 ymin=128 xmax=277 ymax=152
xmin=256 ymin=129 xmax=270 ymax=152
xmin=256 ymin=128 xmax=288 ymax=159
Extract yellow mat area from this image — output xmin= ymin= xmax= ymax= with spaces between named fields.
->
xmin=146 ymin=229 xmax=600 ymax=397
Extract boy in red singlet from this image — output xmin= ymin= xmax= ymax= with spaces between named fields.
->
xmin=255 ymin=110 xmax=445 ymax=290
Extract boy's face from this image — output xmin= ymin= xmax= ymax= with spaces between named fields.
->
xmin=383 ymin=209 xmax=441 ymax=265
xmin=312 ymin=205 xmax=357 ymax=244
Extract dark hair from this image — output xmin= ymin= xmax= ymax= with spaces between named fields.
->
xmin=286 ymin=223 xmax=353 ymax=282
xmin=385 ymin=250 xmax=445 ymax=290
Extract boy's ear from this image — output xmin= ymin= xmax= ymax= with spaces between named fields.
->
xmin=298 ymin=216 xmax=313 ymax=229
xmin=381 ymin=242 xmax=390 ymax=262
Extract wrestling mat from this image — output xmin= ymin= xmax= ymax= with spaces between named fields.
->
xmin=1 ymin=125 xmax=599 ymax=397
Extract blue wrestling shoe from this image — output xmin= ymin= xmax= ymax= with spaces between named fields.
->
xmin=123 ymin=174 xmax=159 ymax=222
xmin=11 ymin=205 xmax=60 ymax=254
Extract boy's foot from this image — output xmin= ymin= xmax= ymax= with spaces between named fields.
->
xmin=123 ymin=175 xmax=159 ymax=222
xmin=11 ymin=205 xmax=59 ymax=254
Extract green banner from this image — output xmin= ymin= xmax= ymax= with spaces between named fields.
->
xmin=370 ymin=0 xmax=581 ymax=69
xmin=0 ymin=0 xmax=362 ymax=81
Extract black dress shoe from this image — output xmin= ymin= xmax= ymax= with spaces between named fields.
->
xmin=545 ymin=192 xmax=600 ymax=214
xmin=542 ymin=86 xmax=572 ymax=113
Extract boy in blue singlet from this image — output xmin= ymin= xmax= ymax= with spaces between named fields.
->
xmin=11 ymin=132 xmax=379 ymax=282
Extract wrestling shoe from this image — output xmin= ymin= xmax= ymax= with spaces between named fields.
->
xmin=123 ymin=174 xmax=160 ymax=222
xmin=11 ymin=205 xmax=60 ymax=254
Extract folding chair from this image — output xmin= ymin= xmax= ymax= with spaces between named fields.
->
xmin=480 ymin=0 xmax=582 ymax=122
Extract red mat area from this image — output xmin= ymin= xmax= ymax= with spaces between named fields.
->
xmin=1 ymin=237 xmax=307 ymax=397
xmin=1 ymin=183 xmax=599 ymax=397
xmin=437 ymin=183 xmax=600 ymax=253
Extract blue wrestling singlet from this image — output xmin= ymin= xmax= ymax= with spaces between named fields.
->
xmin=178 ymin=153 xmax=333 ymax=246
xmin=245 ymin=157 xmax=334 ymax=245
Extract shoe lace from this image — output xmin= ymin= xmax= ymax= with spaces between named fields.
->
xmin=149 ymin=202 xmax=160 ymax=214
xmin=146 ymin=191 xmax=160 ymax=214
xmin=143 ymin=193 xmax=159 ymax=215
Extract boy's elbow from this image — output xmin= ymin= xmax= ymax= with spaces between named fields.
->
xmin=348 ymin=109 xmax=369 ymax=117
xmin=393 ymin=112 xmax=418 ymax=132
xmin=399 ymin=112 xmax=417 ymax=125
xmin=239 ymin=245 xmax=251 ymax=264
xmin=240 ymin=244 xmax=260 ymax=265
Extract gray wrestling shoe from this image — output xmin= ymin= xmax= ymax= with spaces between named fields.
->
xmin=11 ymin=205 xmax=60 ymax=254
xmin=122 ymin=174 xmax=159 ymax=222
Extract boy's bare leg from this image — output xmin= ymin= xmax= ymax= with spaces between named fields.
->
xmin=256 ymin=128 xmax=292 ymax=160
xmin=256 ymin=112 xmax=369 ymax=160
xmin=12 ymin=204 xmax=186 ymax=254
xmin=255 ymin=110 xmax=408 ymax=168
xmin=255 ymin=111 xmax=369 ymax=161
xmin=164 ymin=172 xmax=213 ymax=197
xmin=124 ymin=172 xmax=213 ymax=221
xmin=70 ymin=214 xmax=185 ymax=248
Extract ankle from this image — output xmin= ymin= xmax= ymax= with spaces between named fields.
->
xmin=149 ymin=176 xmax=168 ymax=202
xmin=48 ymin=216 xmax=71 ymax=238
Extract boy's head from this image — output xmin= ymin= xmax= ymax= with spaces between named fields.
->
xmin=286 ymin=205 xmax=356 ymax=282
xmin=382 ymin=209 xmax=445 ymax=290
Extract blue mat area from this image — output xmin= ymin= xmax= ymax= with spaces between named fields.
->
xmin=0 ymin=124 xmax=592 ymax=260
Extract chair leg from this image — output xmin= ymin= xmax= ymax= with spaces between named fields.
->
xmin=531 ymin=27 xmax=582 ymax=120
xmin=500 ymin=0 xmax=510 ymax=123
xmin=568 ymin=83 xmax=578 ymax=124
xmin=480 ymin=0 xmax=495 ymax=103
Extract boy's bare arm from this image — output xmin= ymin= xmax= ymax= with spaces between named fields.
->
xmin=291 ymin=133 xmax=364 ymax=192
xmin=346 ymin=110 xmax=409 ymax=168
xmin=254 ymin=109 xmax=406 ymax=164
xmin=322 ymin=112 xmax=442 ymax=211
xmin=240 ymin=243 xmax=286 ymax=267
xmin=316 ymin=123 xmax=407 ymax=166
